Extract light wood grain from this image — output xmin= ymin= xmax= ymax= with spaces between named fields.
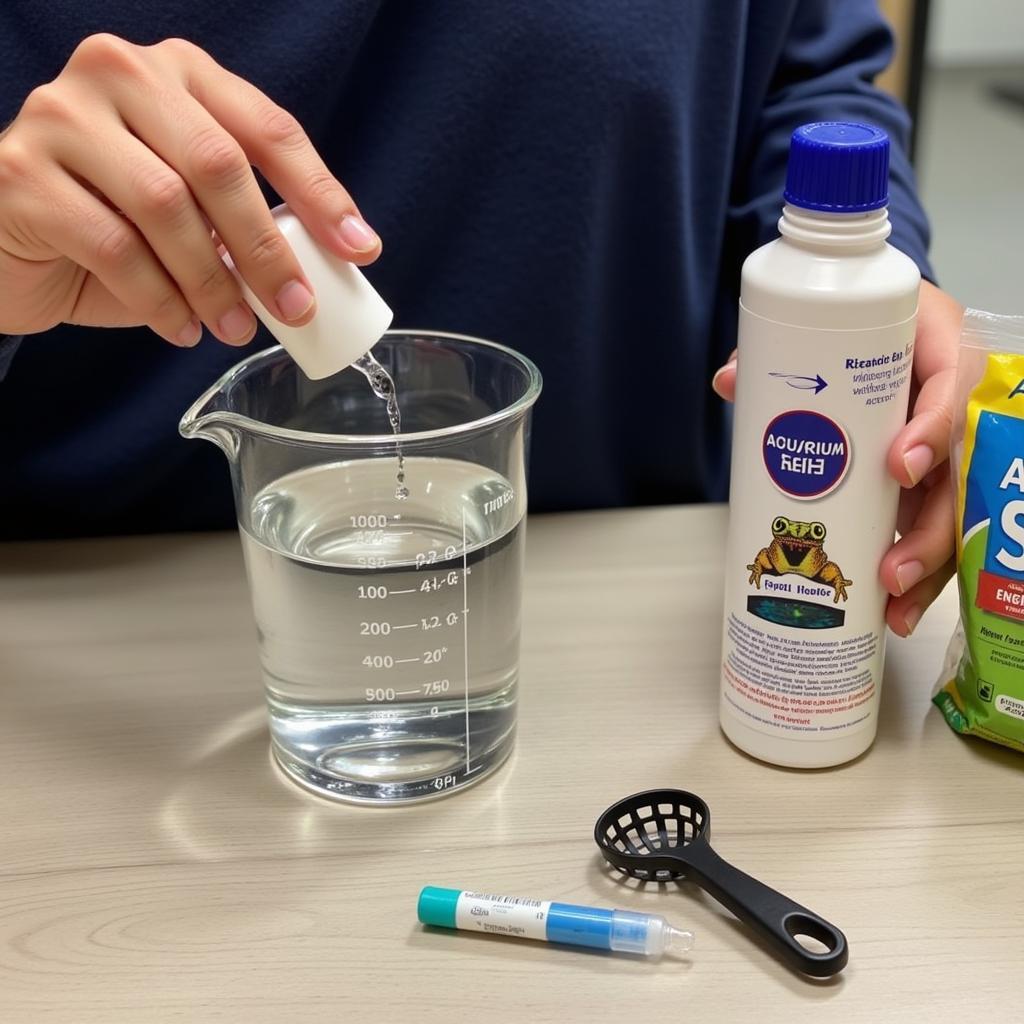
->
xmin=1 ymin=507 xmax=1021 ymax=1023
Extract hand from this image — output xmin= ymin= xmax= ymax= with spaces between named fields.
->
xmin=712 ymin=280 xmax=963 ymax=637
xmin=0 ymin=34 xmax=382 ymax=347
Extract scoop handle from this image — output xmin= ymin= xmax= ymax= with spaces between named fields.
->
xmin=683 ymin=843 xmax=848 ymax=977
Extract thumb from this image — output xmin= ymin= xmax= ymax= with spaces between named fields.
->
xmin=67 ymin=272 xmax=164 ymax=332
xmin=68 ymin=272 xmax=201 ymax=347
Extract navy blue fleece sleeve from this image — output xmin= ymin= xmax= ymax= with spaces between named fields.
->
xmin=735 ymin=0 xmax=934 ymax=281
xmin=0 ymin=337 xmax=21 ymax=381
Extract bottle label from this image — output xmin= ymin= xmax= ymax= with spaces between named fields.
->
xmin=455 ymin=892 xmax=551 ymax=940
xmin=722 ymin=307 xmax=915 ymax=740
xmin=762 ymin=410 xmax=851 ymax=498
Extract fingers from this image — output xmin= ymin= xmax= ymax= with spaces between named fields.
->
xmin=888 ymin=281 xmax=964 ymax=488
xmin=51 ymin=120 xmax=259 ymax=345
xmin=887 ymin=366 xmax=957 ymax=487
xmin=67 ymin=35 xmax=372 ymax=333
xmin=909 ymin=280 xmax=963 ymax=382
xmin=879 ymin=469 xmax=955 ymax=606
xmin=895 ymin=477 xmax=927 ymax=537
xmin=34 ymin=172 xmax=200 ymax=346
xmin=176 ymin=41 xmax=382 ymax=266
xmin=107 ymin=85 xmax=314 ymax=338
xmin=886 ymin=557 xmax=955 ymax=637
xmin=711 ymin=348 xmax=737 ymax=401
xmin=884 ymin=283 xmax=964 ymax=635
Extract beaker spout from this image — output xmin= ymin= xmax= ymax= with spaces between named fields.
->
xmin=179 ymin=386 xmax=241 ymax=460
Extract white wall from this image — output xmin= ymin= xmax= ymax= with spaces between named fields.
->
xmin=928 ymin=0 xmax=1024 ymax=66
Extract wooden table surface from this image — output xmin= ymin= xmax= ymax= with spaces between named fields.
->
xmin=1 ymin=505 xmax=1022 ymax=1023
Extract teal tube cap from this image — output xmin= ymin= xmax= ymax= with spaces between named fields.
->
xmin=417 ymin=886 xmax=460 ymax=928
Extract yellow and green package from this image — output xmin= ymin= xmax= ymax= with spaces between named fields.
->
xmin=935 ymin=310 xmax=1024 ymax=753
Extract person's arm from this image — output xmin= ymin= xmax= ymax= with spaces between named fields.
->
xmin=729 ymin=0 xmax=932 ymax=280
xmin=715 ymin=0 xmax=959 ymax=637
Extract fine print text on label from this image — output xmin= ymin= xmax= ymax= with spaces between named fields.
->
xmin=455 ymin=892 xmax=550 ymax=941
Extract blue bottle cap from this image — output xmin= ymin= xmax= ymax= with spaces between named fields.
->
xmin=783 ymin=122 xmax=890 ymax=213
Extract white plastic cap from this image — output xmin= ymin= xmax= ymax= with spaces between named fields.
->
xmin=223 ymin=204 xmax=393 ymax=380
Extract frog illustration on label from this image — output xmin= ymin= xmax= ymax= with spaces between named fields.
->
xmin=747 ymin=516 xmax=853 ymax=604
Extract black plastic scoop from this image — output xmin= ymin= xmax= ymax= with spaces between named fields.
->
xmin=594 ymin=789 xmax=848 ymax=977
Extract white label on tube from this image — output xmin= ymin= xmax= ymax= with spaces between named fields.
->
xmin=455 ymin=892 xmax=551 ymax=940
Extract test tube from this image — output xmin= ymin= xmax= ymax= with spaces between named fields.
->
xmin=418 ymin=887 xmax=694 ymax=959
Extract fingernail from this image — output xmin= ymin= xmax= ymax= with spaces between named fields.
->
xmin=903 ymin=443 xmax=934 ymax=487
xmin=175 ymin=317 xmax=202 ymax=348
xmin=218 ymin=303 xmax=256 ymax=344
xmin=711 ymin=360 xmax=736 ymax=397
xmin=903 ymin=604 xmax=922 ymax=636
xmin=338 ymin=214 xmax=380 ymax=253
xmin=895 ymin=559 xmax=925 ymax=595
xmin=276 ymin=279 xmax=315 ymax=322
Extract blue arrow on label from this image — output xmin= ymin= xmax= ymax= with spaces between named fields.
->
xmin=769 ymin=372 xmax=828 ymax=394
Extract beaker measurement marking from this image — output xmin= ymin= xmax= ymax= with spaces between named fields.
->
xmin=418 ymin=571 xmax=460 ymax=594
xmin=352 ymin=529 xmax=387 ymax=546
xmin=356 ymin=647 xmax=444 ymax=663
xmin=420 ymin=612 xmax=461 ymax=631
xmin=365 ymin=682 xmax=450 ymax=703
xmin=348 ymin=512 xmax=387 ymax=528
xmin=366 ymin=680 xmax=452 ymax=701
xmin=415 ymin=546 xmax=459 ymax=569
xmin=390 ymin=588 xmax=416 ymax=595
xmin=429 ymin=705 xmax=459 ymax=718
xmin=349 ymin=514 xmax=388 ymax=528
xmin=461 ymin=508 xmax=475 ymax=774
xmin=387 ymin=619 xmax=461 ymax=632
xmin=359 ymin=621 xmax=391 ymax=636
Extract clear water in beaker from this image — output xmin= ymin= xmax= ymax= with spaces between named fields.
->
xmin=180 ymin=332 xmax=541 ymax=804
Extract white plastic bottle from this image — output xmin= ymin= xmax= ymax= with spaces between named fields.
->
xmin=223 ymin=204 xmax=393 ymax=379
xmin=719 ymin=123 xmax=920 ymax=768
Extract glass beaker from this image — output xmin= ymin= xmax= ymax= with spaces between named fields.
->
xmin=180 ymin=331 xmax=541 ymax=804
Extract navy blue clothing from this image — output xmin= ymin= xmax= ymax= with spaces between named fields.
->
xmin=0 ymin=1 xmax=932 ymax=538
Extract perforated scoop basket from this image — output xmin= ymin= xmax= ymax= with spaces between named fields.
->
xmin=595 ymin=789 xmax=848 ymax=977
